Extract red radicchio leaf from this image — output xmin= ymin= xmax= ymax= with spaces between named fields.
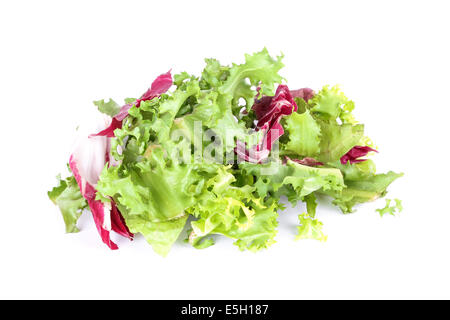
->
xmin=110 ymin=201 xmax=133 ymax=240
xmin=91 ymin=117 xmax=123 ymax=138
xmin=69 ymin=114 xmax=135 ymax=249
xmin=139 ymin=70 xmax=173 ymax=101
xmin=253 ymin=84 xmax=297 ymax=128
xmin=261 ymin=119 xmax=285 ymax=151
xmin=235 ymin=140 xmax=270 ymax=163
xmin=340 ymin=146 xmax=378 ymax=165
xmin=236 ymin=85 xmax=296 ymax=163
xmin=290 ymin=88 xmax=315 ymax=102
xmin=91 ymin=70 xmax=173 ymax=138
xmin=69 ymin=155 xmax=119 ymax=250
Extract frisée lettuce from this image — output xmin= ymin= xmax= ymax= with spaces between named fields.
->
xmin=48 ymin=49 xmax=402 ymax=255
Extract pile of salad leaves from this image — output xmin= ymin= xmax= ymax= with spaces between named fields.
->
xmin=48 ymin=49 xmax=402 ymax=256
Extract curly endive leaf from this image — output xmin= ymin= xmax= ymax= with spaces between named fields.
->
xmin=134 ymin=215 xmax=188 ymax=257
xmin=295 ymin=213 xmax=327 ymax=242
xmin=48 ymin=175 xmax=87 ymax=233
xmin=240 ymin=159 xmax=344 ymax=204
xmin=376 ymin=198 xmax=403 ymax=217
xmin=309 ymin=85 xmax=354 ymax=123
xmin=219 ymin=48 xmax=284 ymax=98
xmin=317 ymin=121 xmax=364 ymax=163
xmin=284 ymin=110 xmax=321 ymax=157
xmin=93 ymin=99 xmax=121 ymax=117
xmin=303 ymin=193 xmax=318 ymax=218
xmin=323 ymin=171 xmax=404 ymax=213
xmin=217 ymin=201 xmax=279 ymax=252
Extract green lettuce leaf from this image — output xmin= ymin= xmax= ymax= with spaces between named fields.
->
xmin=97 ymin=146 xmax=229 ymax=255
xmin=295 ymin=213 xmax=327 ymax=241
xmin=323 ymin=171 xmax=404 ymax=213
xmin=309 ymin=85 xmax=355 ymax=123
xmin=93 ymin=99 xmax=121 ymax=117
xmin=219 ymin=48 xmax=283 ymax=99
xmin=241 ymin=159 xmax=344 ymax=203
xmin=217 ymin=201 xmax=279 ymax=251
xmin=376 ymin=198 xmax=403 ymax=217
xmin=183 ymin=166 xmax=279 ymax=252
xmin=317 ymin=121 xmax=364 ymax=163
xmin=200 ymin=58 xmax=229 ymax=89
xmin=48 ymin=175 xmax=87 ymax=233
xmin=98 ymin=147 xmax=213 ymax=221
xmin=133 ymin=214 xmax=188 ymax=257
xmin=114 ymin=202 xmax=188 ymax=256
xmin=284 ymin=110 xmax=321 ymax=157
xmin=303 ymin=193 xmax=318 ymax=218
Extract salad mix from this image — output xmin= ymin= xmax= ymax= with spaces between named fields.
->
xmin=48 ymin=49 xmax=402 ymax=255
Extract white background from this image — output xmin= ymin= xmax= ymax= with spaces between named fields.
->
xmin=1 ymin=0 xmax=449 ymax=299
